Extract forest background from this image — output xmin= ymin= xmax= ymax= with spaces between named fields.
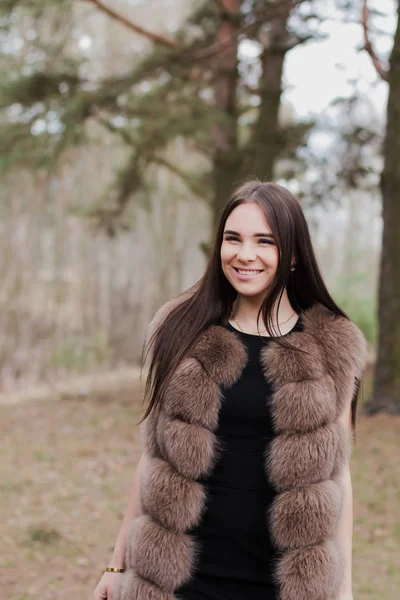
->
xmin=1 ymin=0 xmax=399 ymax=599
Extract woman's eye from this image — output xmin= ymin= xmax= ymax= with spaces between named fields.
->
xmin=224 ymin=236 xmax=273 ymax=245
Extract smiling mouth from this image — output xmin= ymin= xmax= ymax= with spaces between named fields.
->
xmin=233 ymin=267 xmax=264 ymax=281
xmin=233 ymin=267 xmax=264 ymax=275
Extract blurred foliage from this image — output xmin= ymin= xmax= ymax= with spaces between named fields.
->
xmin=1 ymin=0 xmax=326 ymax=232
xmin=50 ymin=331 xmax=109 ymax=372
xmin=333 ymin=272 xmax=378 ymax=343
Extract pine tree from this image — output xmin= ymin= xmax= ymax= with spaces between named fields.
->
xmin=362 ymin=0 xmax=400 ymax=414
xmin=1 ymin=0 xmax=318 ymax=234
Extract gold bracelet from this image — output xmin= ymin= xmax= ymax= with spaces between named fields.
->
xmin=105 ymin=567 xmax=125 ymax=573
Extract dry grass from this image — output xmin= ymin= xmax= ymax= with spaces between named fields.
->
xmin=0 ymin=389 xmax=143 ymax=600
xmin=1 ymin=382 xmax=399 ymax=600
xmin=351 ymin=413 xmax=400 ymax=599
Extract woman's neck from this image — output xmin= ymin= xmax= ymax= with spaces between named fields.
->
xmin=231 ymin=290 xmax=297 ymax=335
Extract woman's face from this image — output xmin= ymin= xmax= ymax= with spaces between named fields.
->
xmin=220 ymin=202 xmax=279 ymax=300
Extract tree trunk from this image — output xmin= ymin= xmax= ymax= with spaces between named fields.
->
xmin=211 ymin=0 xmax=241 ymax=233
xmin=244 ymin=9 xmax=291 ymax=181
xmin=365 ymin=8 xmax=400 ymax=415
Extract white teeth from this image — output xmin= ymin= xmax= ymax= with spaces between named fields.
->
xmin=237 ymin=269 xmax=262 ymax=275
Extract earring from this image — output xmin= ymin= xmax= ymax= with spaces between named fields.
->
xmin=291 ymin=267 xmax=295 ymax=271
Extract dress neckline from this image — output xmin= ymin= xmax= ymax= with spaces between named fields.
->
xmin=226 ymin=313 xmax=302 ymax=340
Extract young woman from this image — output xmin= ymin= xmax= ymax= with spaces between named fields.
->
xmin=93 ymin=181 xmax=367 ymax=600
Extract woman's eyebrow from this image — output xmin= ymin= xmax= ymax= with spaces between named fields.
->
xmin=223 ymin=229 xmax=274 ymax=238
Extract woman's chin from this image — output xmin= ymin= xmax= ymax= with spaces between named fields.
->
xmin=230 ymin=282 xmax=270 ymax=298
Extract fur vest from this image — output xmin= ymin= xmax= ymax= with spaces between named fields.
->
xmin=113 ymin=300 xmax=367 ymax=600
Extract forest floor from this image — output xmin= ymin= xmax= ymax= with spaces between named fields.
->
xmin=1 ymin=371 xmax=399 ymax=600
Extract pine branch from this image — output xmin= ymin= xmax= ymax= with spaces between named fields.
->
xmin=183 ymin=0 xmax=304 ymax=63
xmin=151 ymin=154 xmax=209 ymax=199
xmin=82 ymin=0 xmax=178 ymax=48
xmin=280 ymin=32 xmax=324 ymax=52
xmin=362 ymin=0 xmax=389 ymax=81
xmin=94 ymin=113 xmax=210 ymax=226
xmin=96 ymin=118 xmax=132 ymax=144
xmin=0 ymin=72 xmax=81 ymax=108
xmin=90 ymin=150 xmax=145 ymax=236
xmin=0 ymin=0 xmax=73 ymax=19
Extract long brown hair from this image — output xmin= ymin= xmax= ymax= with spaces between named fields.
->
xmin=140 ymin=181 xmax=360 ymax=432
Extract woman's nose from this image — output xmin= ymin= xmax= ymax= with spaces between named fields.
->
xmin=237 ymin=245 xmax=256 ymax=262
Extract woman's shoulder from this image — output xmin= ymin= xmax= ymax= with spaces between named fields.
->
xmin=146 ymin=285 xmax=198 ymax=341
xmin=301 ymin=303 xmax=368 ymax=378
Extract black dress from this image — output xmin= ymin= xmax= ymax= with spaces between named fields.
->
xmin=175 ymin=316 xmax=304 ymax=600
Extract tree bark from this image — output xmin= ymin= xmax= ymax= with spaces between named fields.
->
xmin=365 ymin=8 xmax=400 ymax=414
xmin=245 ymin=8 xmax=291 ymax=180
xmin=211 ymin=0 xmax=241 ymax=233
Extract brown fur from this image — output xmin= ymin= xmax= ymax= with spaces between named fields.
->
xmin=267 ymin=376 xmax=337 ymax=433
xmin=157 ymin=410 xmax=222 ymax=480
xmin=266 ymin=423 xmax=345 ymax=491
xmin=113 ymin=300 xmax=367 ymax=600
xmin=275 ymin=539 xmax=343 ymax=600
xmin=126 ymin=515 xmax=198 ymax=592
xmin=268 ymin=479 xmax=342 ymax=550
xmin=140 ymin=457 xmax=207 ymax=532
xmin=113 ymin=569 xmax=175 ymax=600
xmin=162 ymin=358 xmax=223 ymax=430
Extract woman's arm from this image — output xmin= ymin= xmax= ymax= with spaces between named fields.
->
xmin=335 ymin=389 xmax=355 ymax=600
xmin=336 ymin=458 xmax=354 ymax=599
xmin=107 ymin=452 xmax=146 ymax=569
